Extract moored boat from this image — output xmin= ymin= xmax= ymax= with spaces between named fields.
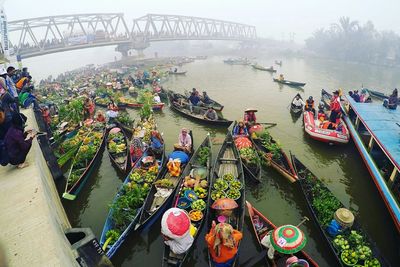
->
xmin=168 ymin=92 xmax=232 ymax=127
xmin=250 ymin=126 xmax=298 ymax=183
xmin=106 ymin=127 xmax=130 ymax=174
xmin=232 ymin=122 xmax=261 ymax=183
xmin=206 ymin=132 xmax=245 ymax=267
xmin=99 ymin=147 xmax=166 ymax=258
xmin=291 ymin=154 xmax=389 ymax=267
xmin=223 ymin=58 xmax=250 ymax=65
xmin=275 ymin=60 xmax=282 ymax=66
xmin=303 ymin=111 xmax=350 ymax=144
xmin=181 ymin=90 xmax=224 ymax=111
xmin=251 ymin=64 xmax=277 ymax=73
xmin=135 ymin=131 xmax=194 ymax=230
xmin=246 ymin=201 xmax=319 ymax=267
xmin=168 ymin=70 xmax=187 ymax=75
xmin=162 ymin=135 xmax=211 ymax=267
xmin=62 ymin=123 xmax=106 ymax=200
xmin=273 ymin=78 xmax=306 ymax=88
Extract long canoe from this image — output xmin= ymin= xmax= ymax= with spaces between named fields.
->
xmin=168 ymin=92 xmax=232 ymax=127
xmin=106 ymin=127 xmax=130 ymax=174
xmin=168 ymin=70 xmax=187 ymax=75
xmin=162 ymin=135 xmax=211 ymax=267
xmin=251 ymin=64 xmax=277 ymax=73
xmin=246 ymin=201 xmax=319 ymax=267
xmin=114 ymin=119 xmax=135 ymax=139
xmin=232 ymin=122 xmax=261 ymax=183
xmin=366 ymin=88 xmax=400 ymax=102
xmin=207 ymin=132 xmax=245 ymax=267
xmin=273 ymin=78 xmax=306 ymax=88
xmin=291 ymin=154 xmax=388 ymax=267
xmin=121 ymin=101 xmax=165 ymax=111
xmin=95 ymin=99 xmax=127 ymax=109
xmin=62 ymin=125 xmax=106 ymax=200
xmin=135 ymin=131 xmax=194 ymax=230
xmin=250 ymin=126 xmax=298 ymax=183
xmin=99 ymin=147 xmax=166 ymax=258
xmin=290 ymin=94 xmax=304 ymax=115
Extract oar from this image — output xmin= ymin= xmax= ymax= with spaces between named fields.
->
xmin=296 ymin=216 xmax=309 ymax=227
xmin=258 ymin=122 xmax=277 ymax=128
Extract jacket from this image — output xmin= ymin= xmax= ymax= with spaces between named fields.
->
xmin=4 ymin=125 xmax=32 ymax=162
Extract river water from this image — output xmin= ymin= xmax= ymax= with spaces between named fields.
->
xmin=27 ymin=49 xmax=400 ymax=266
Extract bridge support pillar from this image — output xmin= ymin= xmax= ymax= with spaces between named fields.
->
xmin=116 ymin=40 xmax=150 ymax=58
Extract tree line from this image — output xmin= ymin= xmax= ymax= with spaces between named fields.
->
xmin=305 ymin=17 xmax=400 ymax=66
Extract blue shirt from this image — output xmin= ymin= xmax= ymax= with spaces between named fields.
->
xmin=151 ymin=136 xmax=162 ymax=149
xmin=189 ymin=95 xmax=200 ymax=105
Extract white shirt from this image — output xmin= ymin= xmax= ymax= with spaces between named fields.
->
xmin=292 ymin=98 xmax=305 ymax=107
xmin=154 ymin=95 xmax=161 ymax=103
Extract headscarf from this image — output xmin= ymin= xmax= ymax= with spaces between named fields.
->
xmin=212 ymin=223 xmax=236 ymax=257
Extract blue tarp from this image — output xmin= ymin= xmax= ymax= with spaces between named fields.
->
xmin=347 ymin=96 xmax=400 ymax=169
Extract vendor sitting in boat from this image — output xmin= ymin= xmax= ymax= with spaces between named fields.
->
xmin=305 ymin=96 xmax=315 ymax=115
xmin=383 ymin=88 xmax=398 ymax=110
xmin=96 ymin=111 xmax=106 ymax=123
xmin=327 ymin=208 xmax=354 ymax=237
xmin=292 ymin=94 xmax=305 ymax=108
xmin=161 ymin=208 xmax=194 ymax=255
xmin=204 ymin=107 xmax=218 ymax=121
xmin=153 ymin=93 xmax=161 ymax=103
xmin=278 ymin=74 xmax=285 ymax=81
xmin=206 ymin=222 xmax=242 ymax=267
xmin=149 ymin=130 xmax=164 ymax=156
xmin=107 ymin=100 xmax=119 ymax=111
xmin=202 ymin=91 xmax=212 ymax=104
xmin=174 ymin=128 xmax=192 ymax=153
xmin=233 ymin=120 xmax=249 ymax=136
xmin=244 ymin=108 xmax=257 ymax=127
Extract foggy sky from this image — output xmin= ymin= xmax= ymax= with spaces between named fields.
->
xmin=5 ymin=0 xmax=400 ymax=42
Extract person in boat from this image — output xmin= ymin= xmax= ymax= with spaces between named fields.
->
xmin=83 ymin=97 xmax=95 ymax=120
xmin=205 ymin=222 xmax=243 ymax=267
xmin=107 ymin=100 xmax=119 ymax=112
xmin=96 ymin=111 xmax=106 ymax=123
xmin=204 ymin=107 xmax=218 ymax=121
xmin=359 ymin=89 xmax=371 ymax=103
xmin=292 ymin=94 xmax=305 ymax=108
xmin=174 ymin=128 xmax=192 ymax=153
xmin=192 ymin=88 xmax=200 ymax=96
xmin=233 ymin=120 xmax=249 ymax=136
xmin=329 ymin=90 xmax=341 ymax=123
xmin=383 ymin=88 xmax=398 ymax=110
xmin=4 ymin=113 xmax=36 ymax=169
xmin=304 ymin=96 xmax=315 ymax=115
xmin=244 ymin=108 xmax=257 ymax=127
xmin=202 ymin=91 xmax=212 ymax=104
xmin=174 ymin=68 xmax=178 ymax=73
xmin=319 ymin=120 xmax=337 ymax=130
xmin=153 ymin=93 xmax=161 ymax=104
xmin=188 ymin=91 xmax=201 ymax=113
xmin=149 ymin=130 xmax=164 ymax=156
xmin=278 ymin=74 xmax=285 ymax=81
xmin=317 ymin=102 xmax=327 ymax=121
xmin=350 ymin=90 xmax=361 ymax=102
xmin=161 ymin=208 xmax=194 ymax=255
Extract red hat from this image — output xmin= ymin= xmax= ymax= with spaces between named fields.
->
xmin=161 ymin=208 xmax=191 ymax=239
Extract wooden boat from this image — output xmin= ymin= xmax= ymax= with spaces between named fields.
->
xmin=290 ymin=94 xmax=304 ymax=114
xmin=291 ymin=154 xmax=388 ymax=267
xmin=99 ymin=148 xmax=166 ymax=258
xmin=114 ymin=119 xmax=135 ymax=139
xmin=232 ymin=122 xmax=261 ymax=183
xmin=122 ymin=101 xmax=165 ymax=111
xmin=62 ymin=125 xmax=106 ymax=200
xmin=168 ymin=92 xmax=232 ymax=127
xmin=275 ymin=60 xmax=282 ymax=66
xmin=246 ymin=201 xmax=319 ymax=267
xmin=223 ymin=58 xmax=250 ymax=65
xmin=106 ymin=127 xmax=130 ymax=174
xmin=365 ymin=88 xmax=400 ymax=102
xmin=181 ymin=90 xmax=224 ymax=111
xmin=207 ymin=132 xmax=245 ymax=267
xmin=251 ymin=64 xmax=277 ymax=73
xmin=303 ymin=111 xmax=350 ymax=144
xmin=273 ymin=78 xmax=306 ymax=88
xmin=250 ymin=126 xmax=298 ymax=183
xmin=168 ymin=70 xmax=187 ymax=75
xmin=162 ymin=135 xmax=211 ymax=267
xmin=95 ymin=99 xmax=127 ymax=109
xmin=135 ymin=131 xmax=194 ymax=230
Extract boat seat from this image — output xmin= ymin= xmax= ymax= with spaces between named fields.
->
xmin=219 ymin=158 xmax=237 ymax=162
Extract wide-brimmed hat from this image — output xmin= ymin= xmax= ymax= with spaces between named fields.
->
xmin=0 ymin=68 xmax=7 ymax=75
xmin=161 ymin=208 xmax=191 ymax=239
xmin=334 ymin=208 xmax=354 ymax=227
xmin=245 ymin=108 xmax=257 ymax=112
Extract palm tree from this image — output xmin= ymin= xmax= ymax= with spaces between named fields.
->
xmin=332 ymin=16 xmax=359 ymax=36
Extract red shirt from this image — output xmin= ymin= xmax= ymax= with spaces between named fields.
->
xmin=330 ymin=96 xmax=341 ymax=112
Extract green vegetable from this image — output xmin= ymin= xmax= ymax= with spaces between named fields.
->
xmin=214 ymin=178 xmax=228 ymax=191
xmin=226 ymin=189 xmax=241 ymax=200
xmin=239 ymin=147 xmax=259 ymax=165
xmin=341 ymin=250 xmax=359 ymax=265
xmin=103 ymin=230 xmax=121 ymax=250
xmin=211 ymin=190 xmax=226 ymax=201
xmin=229 ymin=180 xmax=242 ymax=190
xmin=197 ymin=146 xmax=210 ymax=166
xmin=222 ymin=173 xmax=235 ymax=182
xmin=191 ymin=199 xmax=206 ymax=210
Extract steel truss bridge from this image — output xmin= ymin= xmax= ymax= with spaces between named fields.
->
xmin=7 ymin=13 xmax=257 ymax=58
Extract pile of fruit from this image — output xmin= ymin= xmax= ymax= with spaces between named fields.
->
xmin=108 ymin=131 xmax=126 ymax=155
xmin=211 ymin=173 xmax=242 ymax=201
xmin=239 ymin=147 xmax=259 ymax=166
xmin=333 ymin=231 xmax=381 ymax=266
xmin=191 ymin=199 xmax=206 ymax=211
xmin=133 ymin=117 xmax=156 ymax=144
xmin=189 ymin=210 xmax=203 ymax=221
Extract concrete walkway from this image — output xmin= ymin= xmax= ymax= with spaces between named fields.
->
xmin=0 ymin=109 xmax=78 ymax=266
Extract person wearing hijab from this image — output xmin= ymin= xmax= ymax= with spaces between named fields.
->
xmin=383 ymin=88 xmax=398 ymax=110
xmin=4 ymin=113 xmax=35 ymax=168
xmin=206 ymin=222 xmax=243 ymax=267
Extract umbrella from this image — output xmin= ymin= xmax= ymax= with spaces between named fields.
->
xmin=211 ymin=198 xmax=238 ymax=210
xmin=270 ymin=225 xmax=307 ymax=254
xmin=109 ymin=127 xmax=121 ymax=134
xmin=245 ymin=108 xmax=258 ymax=112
